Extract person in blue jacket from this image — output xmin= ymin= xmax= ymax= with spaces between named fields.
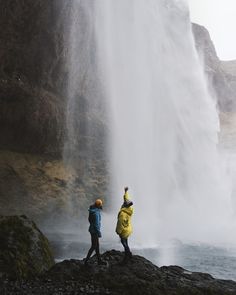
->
xmin=84 ymin=199 xmax=106 ymax=265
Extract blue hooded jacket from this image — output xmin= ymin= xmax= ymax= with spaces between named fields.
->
xmin=88 ymin=205 xmax=102 ymax=237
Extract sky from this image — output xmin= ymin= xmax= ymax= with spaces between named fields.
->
xmin=188 ymin=0 xmax=236 ymax=61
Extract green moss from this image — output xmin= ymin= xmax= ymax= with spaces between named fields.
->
xmin=0 ymin=215 xmax=54 ymax=280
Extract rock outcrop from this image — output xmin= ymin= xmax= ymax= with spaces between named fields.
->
xmin=0 ymin=0 xmax=107 ymax=219
xmin=221 ymin=60 xmax=236 ymax=107
xmin=192 ymin=23 xmax=236 ymax=111
xmin=0 ymin=0 xmax=72 ymax=155
xmin=0 ymin=215 xmax=54 ymax=280
xmin=0 ymin=150 xmax=106 ymax=222
xmin=1 ymin=250 xmax=236 ymax=294
xmin=0 ymin=0 xmax=106 ymax=158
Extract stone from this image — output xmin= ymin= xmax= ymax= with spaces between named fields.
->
xmin=1 ymin=250 xmax=236 ymax=294
xmin=0 ymin=215 xmax=54 ymax=280
xmin=192 ymin=23 xmax=236 ymax=111
xmin=0 ymin=0 xmax=71 ymax=156
xmin=0 ymin=1 xmax=108 ymax=220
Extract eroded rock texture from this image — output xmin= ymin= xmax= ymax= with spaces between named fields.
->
xmin=0 ymin=0 xmax=72 ymax=155
xmin=192 ymin=23 xmax=236 ymax=111
xmin=1 ymin=250 xmax=236 ymax=294
xmin=0 ymin=1 xmax=107 ymax=219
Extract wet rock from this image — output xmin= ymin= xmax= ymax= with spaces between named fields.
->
xmin=0 ymin=0 xmax=107 ymax=160
xmin=0 ymin=215 xmax=54 ymax=280
xmin=1 ymin=250 xmax=236 ymax=294
xmin=0 ymin=0 xmax=71 ymax=156
xmin=0 ymin=1 xmax=108 ymax=218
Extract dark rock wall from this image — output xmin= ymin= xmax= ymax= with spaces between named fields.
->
xmin=0 ymin=0 xmax=67 ymax=91
xmin=0 ymin=0 xmax=71 ymax=155
xmin=0 ymin=0 xmax=107 ymax=159
xmin=0 ymin=1 xmax=107 ymax=219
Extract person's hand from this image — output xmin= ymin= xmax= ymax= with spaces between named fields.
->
xmin=98 ymin=232 xmax=102 ymax=238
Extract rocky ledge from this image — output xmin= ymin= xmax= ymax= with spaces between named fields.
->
xmin=1 ymin=250 xmax=236 ymax=295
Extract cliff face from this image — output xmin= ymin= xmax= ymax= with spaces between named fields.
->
xmin=0 ymin=2 xmax=235 ymax=220
xmin=0 ymin=0 xmax=106 ymax=156
xmin=0 ymin=1 xmax=107 ymax=220
xmin=221 ymin=60 xmax=236 ymax=106
xmin=192 ymin=23 xmax=236 ymax=111
xmin=0 ymin=0 xmax=72 ymax=220
xmin=0 ymin=0 xmax=71 ymax=155
xmin=1 ymin=5 xmax=235 ymax=156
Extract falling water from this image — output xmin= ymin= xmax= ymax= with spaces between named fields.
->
xmin=93 ymin=0 xmax=234 ymax=245
xmin=63 ymin=1 xmax=107 ymax=218
xmin=61 ymin=0 xmax=235 ymax=249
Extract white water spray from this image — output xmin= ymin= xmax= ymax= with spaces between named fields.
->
xmin=93 ymin=0 xmax=234 ymax=245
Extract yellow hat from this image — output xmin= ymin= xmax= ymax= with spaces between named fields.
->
xmin=95 ymin=199 xmax=103 ymax=207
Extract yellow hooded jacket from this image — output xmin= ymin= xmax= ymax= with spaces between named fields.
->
xmin=123 ymin=191 xmax=130 ymax=202
xmin=116 ymin=206 xmax=133 ymax=238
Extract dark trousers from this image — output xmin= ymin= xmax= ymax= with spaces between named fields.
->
xmin=85 ymin=234 xmax=101 ymax=261
xmin=120 ymin=237 xmax=131 ymax=256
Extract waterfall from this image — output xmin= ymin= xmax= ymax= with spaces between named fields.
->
xmin=62 ymin=0 xmax=234 ymax=246
xmin=93 ymin=0 xmax=233 ymax=245
xmin=63 ymin=0 xmax=107 ymax=218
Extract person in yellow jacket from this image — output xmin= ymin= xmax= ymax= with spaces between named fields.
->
xmin=123 ymin=186 xmax=130 ymax=202
xmin=116 ymin=187 xmax=134 ymax=262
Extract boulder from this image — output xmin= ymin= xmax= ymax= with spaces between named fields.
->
xmin=0 ymin=215 xmax=54 ymax=280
